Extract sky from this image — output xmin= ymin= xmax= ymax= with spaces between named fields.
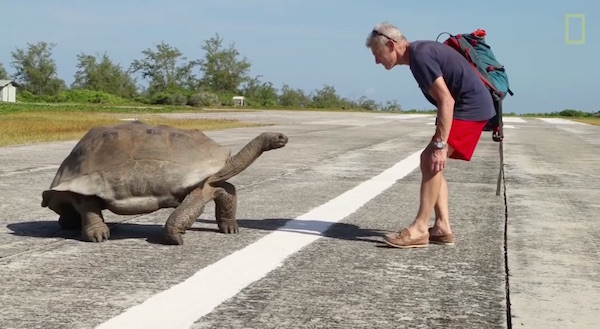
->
xmin=0 ymin=0 xmax=597 ymax=114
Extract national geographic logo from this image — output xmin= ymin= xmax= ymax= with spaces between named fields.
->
xmin=565 ymin=14 xmax=585 ymax=45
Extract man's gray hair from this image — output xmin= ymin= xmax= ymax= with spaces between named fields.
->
xmin=365 ymin=22 xmax=408 ymax=48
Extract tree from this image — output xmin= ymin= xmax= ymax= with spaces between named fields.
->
xmin=381 ymin=99 xmax=402 ymax=112
xmin=241 ymin=76 xmax=278 ymax=107
xmin=198 ymin=33 xmax=251 ymax=94
xmin=279 ymin=83 xmax=310 ymax=107
xmin=311 ymin=84 xmax=342 ymax=108
xmin=72 ymin=52 xmax=137 ymax=98
xmin=129 ymin=41 xmax=196 ymax=95
xmin=10 ymin=41 xmax=66 ymax=96
xmin=357 ymin=95 xmax=378 ymax=111
xmin=0 ymin=63 xmax=8 ymax=80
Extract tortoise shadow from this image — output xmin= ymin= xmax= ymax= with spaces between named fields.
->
xmin=6 ymin=217 xmax=388 ymax=245
xmin=5 ymin=220 xmax=216 ymax=245
xmin=193 ymin=218 xmax=387 ymax=244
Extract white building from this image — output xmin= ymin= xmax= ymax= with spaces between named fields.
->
xmin=232 ymin=96 xmax=245 ymax=106
xmin=0 ymin=80 xmax=18 ymax=103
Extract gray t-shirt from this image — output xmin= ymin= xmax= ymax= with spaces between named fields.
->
xmin=408 ymin=40 xmax=496 ymax=121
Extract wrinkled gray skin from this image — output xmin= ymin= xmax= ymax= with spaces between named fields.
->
xmin=41 ymin=121 xmax=288 ymax=245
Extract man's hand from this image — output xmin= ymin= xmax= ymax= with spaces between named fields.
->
xmin=431 ymin=147 xmax=447 ymax=173
xmin=429 ymin=146 xmax=447 ymax=173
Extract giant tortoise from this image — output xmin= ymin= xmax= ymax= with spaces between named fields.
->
xmin=41 ymin=121 xmax=288 ymax=245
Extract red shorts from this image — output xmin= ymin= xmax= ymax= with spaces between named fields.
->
xmin=447 ymin=119 xmax=488 ymax=161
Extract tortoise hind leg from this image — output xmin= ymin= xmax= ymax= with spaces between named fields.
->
xmin=213 ymin=181 xmax=238 ymax=234
xmin=56 ymin=203 xmax=82 ymax=230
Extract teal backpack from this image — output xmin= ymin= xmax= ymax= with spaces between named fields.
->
xmin=436 ymin=29 xmax=513 ymax=142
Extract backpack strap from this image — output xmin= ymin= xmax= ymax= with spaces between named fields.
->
xmin=435 ymin=32 xmax=453 ymax=42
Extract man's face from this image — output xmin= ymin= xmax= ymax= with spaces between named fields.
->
xmin=371 ymin=41 xmax=396 ymax=70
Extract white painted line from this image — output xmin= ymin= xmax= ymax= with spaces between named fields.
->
xmin=503 ymin=117 xmax=527 ymax=123
xmin=96 ymin=150 xmax=422 ymax=329
xmin=538 ymin=118 xmax=585 ymax=125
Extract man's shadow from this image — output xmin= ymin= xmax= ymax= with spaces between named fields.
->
xmin=6 ymin=217 xmax=388 ymax=245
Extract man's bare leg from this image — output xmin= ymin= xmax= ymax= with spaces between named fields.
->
xmin=405 ymin=149 xmax=444 ymax=237
xmin=431 ymin=175 xmax=453 ymax=235
xmin=407 ymin=144 xmax=454 ymax=236
xmin=383 ymin=145 xmax=453 ymax=248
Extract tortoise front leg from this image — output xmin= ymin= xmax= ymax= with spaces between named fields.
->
xmin=163 ymin=187 xmax=210 ymax=245
xmin=213 ymin=181 xmax=238 ymax=234
xmin=183 ymin=205 xmax=205 ymax=232
xmin=57 ymin=203 xmax=82 ymax=230
xmin=73 ymin=197 xmax=109 ymax=242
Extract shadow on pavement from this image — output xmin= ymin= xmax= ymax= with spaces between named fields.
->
xmin=6 ymin=217 xmax=387 ymax=245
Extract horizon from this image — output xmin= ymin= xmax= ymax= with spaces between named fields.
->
xmin=0 ymin=0 xmax=597 ymax=114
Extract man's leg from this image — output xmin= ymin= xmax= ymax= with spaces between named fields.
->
xmin=406 ymin=147 xmax=444 ymax=236
xmin=432 ymin=174 xmax=452 ymax=235
xmin=406 ymin=142 xmax=455 ymax=235
xmin=429 ymin=119 xmax=487 ymax=244
xmin=383 ymin=119 xmax=487 ymax=248
xmin=428 ymin=173 xmax=456 ymax=245
xmin=383 ymin=144 xmax=444 ymax=248
xmin=383 ymin=144 xmax=454 ymax=248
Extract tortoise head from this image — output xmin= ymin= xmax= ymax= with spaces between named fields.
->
xmin=260 ymin=132 xmax=288 ymax=151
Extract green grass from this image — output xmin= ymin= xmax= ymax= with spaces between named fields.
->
xmin=571 ymin=117 xmax=600 ymax=126
xmin=0 ymin=103 xmax=267 ymax=147
xmin=0 ymin=101 xmax=439 ymax=115
xmin=0 ymin=102 xmax=255 ymax=115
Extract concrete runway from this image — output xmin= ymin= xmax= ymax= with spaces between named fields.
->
xmin=0 ymin=110 xmax=598 ymax=329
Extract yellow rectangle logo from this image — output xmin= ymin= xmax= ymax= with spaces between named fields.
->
xmin=565 ymin=14 xmax=585 ymax=44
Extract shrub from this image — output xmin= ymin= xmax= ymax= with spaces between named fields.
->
xmin=558 ymin=109 xmax=590 ymax=117
xmin=187 ymin=91 xmax=220 ymax=107
xmin=54 ymin=89 xmax=128 ymax=104
xmin=166 ymin=93 xmax=188 ymax=106
xmin=15 ymin=89 xmax=129 ymax=104
xmin=16 ymin=90 xmax=36 ymax=102
xmin=148 ymin=92 xmax=170 ymax=105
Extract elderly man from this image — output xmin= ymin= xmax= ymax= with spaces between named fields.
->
xmin=366 ymin=22 xmax=496 ymax=248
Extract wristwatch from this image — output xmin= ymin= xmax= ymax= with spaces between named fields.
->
xmin=433 ymin=139 xmax=447 ymax=149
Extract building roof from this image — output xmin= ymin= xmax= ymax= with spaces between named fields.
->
xmin=0 ymin=80 xmax=19 ymax=88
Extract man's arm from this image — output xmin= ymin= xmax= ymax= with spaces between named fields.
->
xmin=428 ymin=76 xmax=455 ymax=143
